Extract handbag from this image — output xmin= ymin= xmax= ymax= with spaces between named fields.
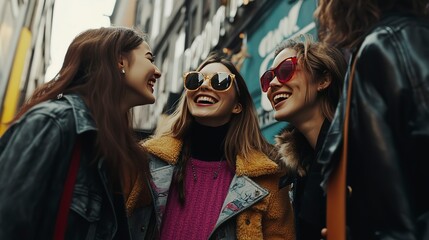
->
xmin=326 ymin=56 xmax=357 ymax=240
xmin=53 ymin=138 xmax=81 ymax=240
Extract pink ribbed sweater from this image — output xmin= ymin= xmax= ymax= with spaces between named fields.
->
xmin=160 ymin=158 xmax=234 ymax=240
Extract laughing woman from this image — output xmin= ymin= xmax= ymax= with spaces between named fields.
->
xmin=260 ymin=34 xmax=346 ymax=240
xmin=0 ymin=27 xmax=161 ymax=239
xmin=128 ymin=51 xmax=295 ymax=240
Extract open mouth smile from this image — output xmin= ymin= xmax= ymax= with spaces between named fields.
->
xmin=148 ymin=79 xmax=156 ymax=87
xmin=195 ymin=95 xmax=218 ymax=104
xmin=273 ymin=93 xmax=291 ymax=105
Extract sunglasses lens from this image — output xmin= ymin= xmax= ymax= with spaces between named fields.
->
xmin=184 ymin=72 xmax=203 ymax=90
xmin=260 ymin=71 xmax=274 ymax=92
xmin=211 ymin=73 xmax=232 ymax=91
xmin=276 ymin=59 xmax=295 ymax=83
xmin=260 ymin=57 xmax=296 ymax=92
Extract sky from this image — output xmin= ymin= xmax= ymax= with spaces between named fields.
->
xmin=45 ymin=0 xmax=116 ymax=81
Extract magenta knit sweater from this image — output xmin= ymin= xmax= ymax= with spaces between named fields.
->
xmin=159 ymin=157 xmax=234 ymax=240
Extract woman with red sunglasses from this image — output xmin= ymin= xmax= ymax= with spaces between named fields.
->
xmin=262 ymin=34 xmax=347 ymax=240
xmin=127 ymin=51 xmax=295 ymax=239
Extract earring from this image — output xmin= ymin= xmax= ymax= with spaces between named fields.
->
xmin=121 ymin=68 xmax=125 ymax=74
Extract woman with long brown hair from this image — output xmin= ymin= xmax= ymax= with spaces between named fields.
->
xmin=0 ymin=26 xmax=161 ymax=239
xmin=128 ymin=51 xmax=295 ymax=239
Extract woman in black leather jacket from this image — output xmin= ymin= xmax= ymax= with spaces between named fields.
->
xmin=315 ymin=0 xmax=429 ymax=239
xmin=0 ymin=26 xmax=161 ymax=239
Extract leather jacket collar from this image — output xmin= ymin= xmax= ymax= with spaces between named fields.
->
xmin=63 ymin=94 xmax=97 ymax=134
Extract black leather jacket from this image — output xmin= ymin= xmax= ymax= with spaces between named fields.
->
xmin=275 ymin=120 xmax=331 ymax=240
xmin=318 ymin=14 xmax=429 ymax=240
xmin=0 ymin=94 xmax=130 ymax=240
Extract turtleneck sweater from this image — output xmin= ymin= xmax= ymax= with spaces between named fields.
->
xmin=189 ymin=121 xmax=230 ymax=161
xmin=159 ymin=122 xmax=235 ymax=240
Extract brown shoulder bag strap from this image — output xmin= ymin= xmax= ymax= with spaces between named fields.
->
xmin=326 ymin=56 xmax=357 ymax=240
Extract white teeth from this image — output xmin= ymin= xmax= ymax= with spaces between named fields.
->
xmin=196 ymin=96 xmax=216 ymax=104
xmin=273 ymin=93 xmax=290 ymax=102
xmin=148 ymin=80 xmax=155 ymax=86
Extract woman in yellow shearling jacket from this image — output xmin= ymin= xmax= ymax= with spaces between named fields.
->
xmin=127 ymin=52 xmax=295 ymax=240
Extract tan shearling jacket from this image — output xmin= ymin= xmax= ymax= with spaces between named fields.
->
xmin=127 ymin=135 xmax=295 ymax=240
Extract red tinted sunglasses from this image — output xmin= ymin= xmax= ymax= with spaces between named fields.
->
xmin=260 ymin=56 xmax=297 ymax=92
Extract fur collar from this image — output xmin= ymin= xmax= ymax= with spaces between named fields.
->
xmin=275 ymin=126 xmax=309 ymax=177
xmin=127 ymin=135 xmax=279 ymax=215
xmin=142 ymin=135 xmax=279 ymax=177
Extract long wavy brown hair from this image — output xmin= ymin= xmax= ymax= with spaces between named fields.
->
xmin=15 ymin=26 xmax=150 ymax=196
xmin=155 ymin=51 xmax=277 ymax=203
xmin=315 ymin=0 xmax=429 ymax=49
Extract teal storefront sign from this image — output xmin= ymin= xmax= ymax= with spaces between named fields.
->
xmin=240 ymin=0 xmax=317 ymax=143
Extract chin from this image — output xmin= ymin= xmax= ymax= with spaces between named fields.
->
xmin=146 ymin=97 xmax=155 ymax=105
xmin=274 ymin=112 xmax=289 ymax=122
xmin=143 ymin=92 xmax=155 ymax=102
xmin=137 ymin=96 xmax=155 ymax=106
xmin=191 ymin=112 xmax=214 ymax=119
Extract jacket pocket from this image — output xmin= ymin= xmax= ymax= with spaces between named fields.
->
xmin=70 ymin=185 xmax=102 ymax=222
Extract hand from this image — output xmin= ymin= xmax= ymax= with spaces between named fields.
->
xmin=321 ymin=228 xmax=327 ymax=240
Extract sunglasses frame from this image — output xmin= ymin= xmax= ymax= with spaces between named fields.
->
xmin=183 ymin=71 xmax=236 ymax=92
xmin=260 ymin=56 xmax=298 ymax=92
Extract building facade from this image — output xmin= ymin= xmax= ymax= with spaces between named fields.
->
xmin=112 ymin=0 xmax=317 ymax=142
xmin=0 ymin=0 xmax=54 ymax=135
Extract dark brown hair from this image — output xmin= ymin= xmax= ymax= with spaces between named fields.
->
xmin=315 ymin=0 xmax=429 ymax=49
xmin=15 ymin=26 xmax=149 ymax=195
